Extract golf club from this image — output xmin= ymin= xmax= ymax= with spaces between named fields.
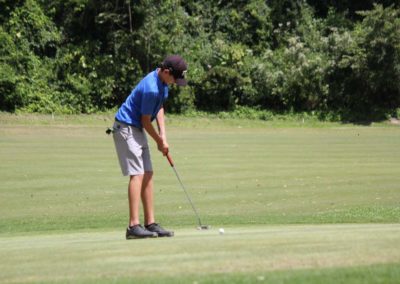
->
xmin=166 ymin=153 xmax=210 ymax=230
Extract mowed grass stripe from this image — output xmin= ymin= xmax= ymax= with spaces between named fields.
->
xmin=0 ymin=124 xmax=400 ymax=233
xmin=0 ymin=224 xmax=399 ymax=283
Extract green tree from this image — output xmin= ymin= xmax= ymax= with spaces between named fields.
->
xmin=307 ymin=0 xmax=400 ymax=19
xmin=0 ymin=0 xmax=62 ymax=112
xmin=327 ymin=5 xmax=400 ymax=120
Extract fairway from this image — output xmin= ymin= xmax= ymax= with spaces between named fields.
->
xmin=0 ymin=114 xmax=399 ymax=283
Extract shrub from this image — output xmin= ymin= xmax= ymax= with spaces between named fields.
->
xmin=327 ymin=4 xmax=400 ymax=120
xmin=193 ymin=39 xmax=255 ymax=111
xmin=251 ymin=37 xmax=330 ymax=112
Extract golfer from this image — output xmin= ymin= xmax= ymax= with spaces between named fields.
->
xmin=112 ymin=55 xmax=188 ymax=239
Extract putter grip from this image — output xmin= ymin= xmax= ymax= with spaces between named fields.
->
xmin=166 ymin=153 xmax=174 ymax=167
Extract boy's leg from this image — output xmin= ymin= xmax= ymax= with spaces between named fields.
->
xmin=128 ymin=174 xmax=143 ymax=227
xmin=141 ymin=171 xmax=174 ymax=237
xmin=126 ymin=174 xmax=158 ymax=239
xmin=141 ymin=171 xmax=155 ymax=226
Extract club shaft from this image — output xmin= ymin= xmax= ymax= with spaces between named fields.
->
xmin=170 ymin=165 xmax=203 ymax=227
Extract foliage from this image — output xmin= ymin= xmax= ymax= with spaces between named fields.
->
xmin=0 ymin=0 xmax=399 ymax=121
xmin=252 ymin=39 xmax=330 ymax=112
xmin=307 ymin=0 xmax=400 ymax=18
xmin=327 ymin=4 xmax=400 ymax=120
xmin=0 ymin=0 xmax=63 ymax=113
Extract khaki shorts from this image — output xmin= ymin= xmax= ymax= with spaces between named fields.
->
xmin=112 ymin=121 xmax=152 ymax=176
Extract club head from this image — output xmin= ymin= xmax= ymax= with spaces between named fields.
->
xmin=197 ymin=225 xmax=211 ymax=230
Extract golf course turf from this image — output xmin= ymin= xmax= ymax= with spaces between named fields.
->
xmin=0 ymin=114 xmax=399 ymax=283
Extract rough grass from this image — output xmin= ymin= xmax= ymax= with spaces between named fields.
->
xmin=0 ymin=113 xmax=399 ymax=283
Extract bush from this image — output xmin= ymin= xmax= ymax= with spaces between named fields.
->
xmin=0 ymin=63 xmax=17 ymax=111
xmin=165 ymin=85 xmax=195 ymax=114
xmin=327 ymin=4 xmax=400 ymax=120
xmin=193 ymin=40 xmax=255 ymax=111
xmin=251 ymin=37 xmax=330 ymax=112
xmin=0 ymin=0 xmax=65 ymax=113
xmin=0 ymin=27 xmax=18 ymax=111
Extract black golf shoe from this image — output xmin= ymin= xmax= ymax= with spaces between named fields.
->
xmin=126 ymin=224 xmax=158 ymax=240
xmin=145 ymin=223 xmax=174 ymax=237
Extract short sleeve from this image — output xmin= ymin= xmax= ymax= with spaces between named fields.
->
xmin=141 ymin=92 xmax=158 ymax=115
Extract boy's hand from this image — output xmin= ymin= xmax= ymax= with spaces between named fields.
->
xmin=158 ymin=139 xmax=169 ymax=156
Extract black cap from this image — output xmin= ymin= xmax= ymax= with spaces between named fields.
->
xmin=161 ymin=55 xmax=188 ymax=86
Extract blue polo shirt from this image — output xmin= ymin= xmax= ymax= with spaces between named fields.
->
xmin=115 ymin=70 xmax=168 ymax=129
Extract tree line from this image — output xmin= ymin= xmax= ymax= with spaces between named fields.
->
xmin=1 ymin=0 xmax=399 ymax=121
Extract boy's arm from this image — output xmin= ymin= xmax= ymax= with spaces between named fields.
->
xmin=156 ymin=105 xmax=167 ymax=142
xmin=141 ymin=111 xmax=168 ymax=155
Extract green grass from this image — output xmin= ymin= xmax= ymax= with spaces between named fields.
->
xmin=0 ymin=113 xmax=399 ymax=283
xmin=1 ymin=225 xmax=399 ymax=283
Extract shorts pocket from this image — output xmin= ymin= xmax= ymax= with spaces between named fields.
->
xmin=113 ymin=122 xmax=129 ymax=140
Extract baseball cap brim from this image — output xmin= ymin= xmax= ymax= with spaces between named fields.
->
xmin=176 ymin=78 xmax=187 ymax=86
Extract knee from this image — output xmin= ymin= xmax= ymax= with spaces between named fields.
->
xmin=144 ymin=171 xmax=153 ymax=179
xmin=129 ymin=174 xmax=144 ymax=182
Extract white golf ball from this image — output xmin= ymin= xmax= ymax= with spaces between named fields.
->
xmin=219 ymin=228 xmax=225 ymax=235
